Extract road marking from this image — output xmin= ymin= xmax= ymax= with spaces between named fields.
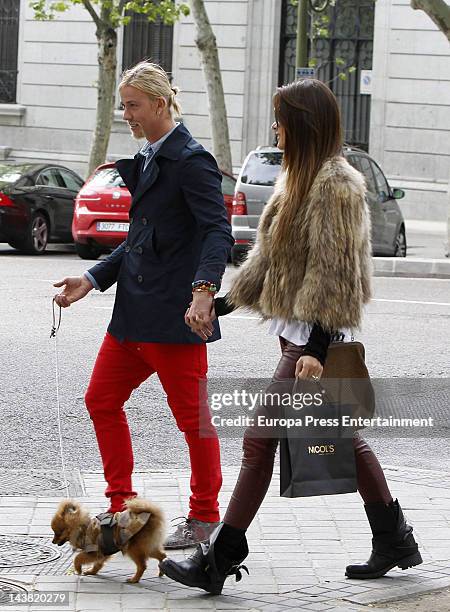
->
xmin=376 ymin=276 xmax=450 ymax=282
xmin=92 ymin=299 xmax=450 ymax=315
xmin=373 ymin=298 xmax=450 ymax=307
xmin=91 ymin=307 xmax=263 ymax=317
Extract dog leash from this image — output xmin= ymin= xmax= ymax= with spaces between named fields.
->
xmin=50 ymin=298 xmax=70 ymax=498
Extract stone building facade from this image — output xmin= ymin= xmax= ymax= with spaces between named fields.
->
xmin=0 ymin=0 xmax=448 ymax=220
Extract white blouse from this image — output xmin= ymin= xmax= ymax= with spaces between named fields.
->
xmin=268 ymin=318 xmax=354 ymax=347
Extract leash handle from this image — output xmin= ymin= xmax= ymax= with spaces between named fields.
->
xmin=50 ymin=298 xmax=62 ymax=338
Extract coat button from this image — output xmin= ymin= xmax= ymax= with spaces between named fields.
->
xmin=136 ymin=246 xmax=143 ymax=255
xmin=142 ymin=217 xmax=148 ymax=225
xmin=137 ymin=275 xmax=143 ymax=283
xmin=125 ymin=246 xmax=130 ymax=253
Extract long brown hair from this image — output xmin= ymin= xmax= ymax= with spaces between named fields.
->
xmin=273 ymin=79 xmax=343 ymax=241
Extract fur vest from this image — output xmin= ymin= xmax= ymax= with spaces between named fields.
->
xmin=228 ymin=156 xmax=372 ymax=330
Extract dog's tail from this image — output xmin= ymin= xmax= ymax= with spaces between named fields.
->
xmin=124 ymin=497 xmax=163 ymax=520
xmin=123 ymin=497 xmax=166 ymax=543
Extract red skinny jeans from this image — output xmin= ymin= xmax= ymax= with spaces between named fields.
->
xmin=85 ymin=332 xmax=222 ymax=521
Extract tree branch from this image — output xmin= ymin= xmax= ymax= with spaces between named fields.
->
xmin=82 ymin=0 xmax=101 ymax=27
xmin=411 ymin=0 xmax=450 ymax=41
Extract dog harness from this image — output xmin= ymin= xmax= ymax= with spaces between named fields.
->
xmin=80 ymin=510 xmax=151 ymax=556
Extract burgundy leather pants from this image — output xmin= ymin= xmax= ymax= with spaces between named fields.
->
xmin=224 ymin=338 xmax=393 ymax=530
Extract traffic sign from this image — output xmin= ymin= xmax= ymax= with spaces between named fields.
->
xmin=296 ymin=67 xmax=316 ymax=79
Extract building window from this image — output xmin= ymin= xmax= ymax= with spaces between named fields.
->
xmin=0 ymin=0 xmax=20 ymax=103
xmin=278 ymin=0 xmax=375 ymax=150
xmin=122 ymin=13 xmax=173 ymax=74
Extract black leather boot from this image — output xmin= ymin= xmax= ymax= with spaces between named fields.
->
xmin=345 ymin=499 xmax=422 ymax=579
xmin=159 ymin=523 xmax=249 ymax=595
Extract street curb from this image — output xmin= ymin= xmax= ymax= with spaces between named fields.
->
xmin=373 ymin=257 xmax=450 ymax=278
xmin=345 ymin=575 xmax=450 ymax=606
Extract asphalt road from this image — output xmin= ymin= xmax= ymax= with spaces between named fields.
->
xmin=0 ymin=243 xmax=449 ymax=475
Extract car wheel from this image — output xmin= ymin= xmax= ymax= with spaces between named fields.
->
xmin=15 ymin=213 xmax=49 ymax=254
xmin=75 ymin=242 xmax=102 ymax=260
xmin=394 ymin=226 xmax=407 ymax=257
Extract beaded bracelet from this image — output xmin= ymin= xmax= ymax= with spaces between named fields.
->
xmin=192 ymin=280 xmax=217 ymax=294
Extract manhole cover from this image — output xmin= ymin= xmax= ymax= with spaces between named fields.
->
xmin=0 ymin=536 xmax=73 ymax=575
xmin=0 ymin=469 xmax=84 ymax=496
xmin=0 ymin=535 xmax=61 ymax=567
xmin=0 ymin=580 xmax=28 ymax=605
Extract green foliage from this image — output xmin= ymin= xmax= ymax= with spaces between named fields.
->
xmin=337 ymin=65 xmax=356 ymax=81
xmin=29 ymin=0 xmax=190 ymax=27
xmin=123 ymin=1 xmax=189 ymax=25
xmin=29 ymin=1 xmax=70 ymax=19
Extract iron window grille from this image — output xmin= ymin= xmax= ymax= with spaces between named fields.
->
xmin=0 ymin=0 xmax=20 ymax=104
xmin=122 ymin=12 xmax=173 ymax=76
xmin=278 ymin=0 xmax=374 ymax=150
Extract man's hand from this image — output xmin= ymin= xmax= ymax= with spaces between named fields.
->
xmin=53 ymin=276 xmax=93 ymax=308
xmin=185 ymin=292 xmax=215 ymax=341
xmin=295 ymin=355 xmax=323 ymax=380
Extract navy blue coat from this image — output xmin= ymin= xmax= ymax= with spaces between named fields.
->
xmin=88 ymin=123 xmax=234 ymax=344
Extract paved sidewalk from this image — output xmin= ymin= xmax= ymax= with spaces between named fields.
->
xmin=0 ymin=466 xmax=449 ymax=611
xmin=372 ymin=219 xmax=450 ymax=278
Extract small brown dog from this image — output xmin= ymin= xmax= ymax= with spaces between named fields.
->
xmin=51 ymin=497 xmax=166 ymax=583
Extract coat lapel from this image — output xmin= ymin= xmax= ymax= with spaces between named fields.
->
xmin=132 ymin=160 xmax=160 ymax=209
xmin=115 ymin=157 xmax=140 ymax=195
xmin=116 ymin=123 xmax=193 ymax=210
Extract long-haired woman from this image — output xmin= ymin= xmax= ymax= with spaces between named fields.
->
xmin=160 ymin=79 xmax=422 ymax=594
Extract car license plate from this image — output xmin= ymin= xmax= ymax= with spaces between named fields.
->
xmin=97 ymin=222 xmax=130 ymax=232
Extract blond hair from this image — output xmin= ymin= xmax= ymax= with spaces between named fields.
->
xmin=119 ymin=61 xmax=182 ymax=118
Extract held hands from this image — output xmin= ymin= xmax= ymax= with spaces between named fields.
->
xmin=185 ymin=292 xmax=216 ymax=341
xmin=295 ymin=355 xmax=323 ymax=380
xmin=53 ymin=276 xmax=93 ymax=308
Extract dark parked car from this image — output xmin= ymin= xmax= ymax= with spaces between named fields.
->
xmin=72 ymin=163 xmax=237 ymax=260
xmin=0 ymin=163 xmax=84 ymax=254
xmin=231 ymin=146 xmax=407 ymax=265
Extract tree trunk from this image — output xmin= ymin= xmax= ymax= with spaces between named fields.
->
xmin=88 ymin=24 xmax=117 ymax=175
xmin=189 ymin=0 xmax=233 ymax=174
xmin=411 ymin=0 xmax=450 ymax=41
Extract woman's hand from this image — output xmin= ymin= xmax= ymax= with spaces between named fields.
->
xmin=295 ymin=355 xmax=323 ymax=380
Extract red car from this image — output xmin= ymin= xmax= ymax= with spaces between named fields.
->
xmin=72 ymin=163 xmax=236 ymax=260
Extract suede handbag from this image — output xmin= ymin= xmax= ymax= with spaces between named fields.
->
xmin=322 ymin=341 xmax=375 ymax=421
